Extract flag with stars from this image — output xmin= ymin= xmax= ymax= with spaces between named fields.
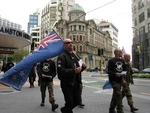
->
xmin=0 ymin=30 xmax=64 ymax=91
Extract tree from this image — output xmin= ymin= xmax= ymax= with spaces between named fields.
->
xmin=8 ymin=50 xmax=29 ymax=63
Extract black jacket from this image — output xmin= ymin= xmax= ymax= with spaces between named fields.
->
xmin=107 ymin=58 xmax=126 ymax=83
xmin=40 ymin=59 xmax=56 ymax=82
xmin=57 ymin=50 xmax=81 ymax=84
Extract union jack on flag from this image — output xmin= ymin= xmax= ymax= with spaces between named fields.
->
xmin=122 ymin=46 xmax=126 ymax=56
xmin=0 ymin=30 xmax=64 ymax=91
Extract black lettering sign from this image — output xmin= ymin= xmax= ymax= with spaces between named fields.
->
xmin=0 ymin=26 xmax=31 ymax=40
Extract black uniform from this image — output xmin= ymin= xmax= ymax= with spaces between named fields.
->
xmin=57 ymin=50 xmax=81 ymax=113
xmin=107 ymin=58 xmax=126 ymax=113
xmin=39 ymin=59 xmax=58 ymax=111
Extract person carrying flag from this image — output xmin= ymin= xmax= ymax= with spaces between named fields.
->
xmin=57 ymin=38 xmax=86 ymax=113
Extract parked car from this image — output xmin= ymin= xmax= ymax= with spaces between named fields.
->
xmin=141 ymin=68 xmax=150 ymax=74
xmin=132 ymin=68 xmax=140 ymax=73
xmin=86 ymin=67 xmax=96 ymax=72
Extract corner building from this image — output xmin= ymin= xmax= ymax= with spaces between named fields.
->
xmin=56 ymin=4 xmax=112 ymax=68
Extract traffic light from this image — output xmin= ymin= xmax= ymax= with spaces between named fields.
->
xmin=98 ymin=49 xmax=104 ymax=56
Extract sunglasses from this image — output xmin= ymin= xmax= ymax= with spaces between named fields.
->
xmin=65 ymin=42 xmax=73 ymax=44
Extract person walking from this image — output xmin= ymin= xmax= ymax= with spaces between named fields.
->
xmin=39 ymin=58 xmax=58 ymax=111
xmin=28 ymin=64 xmax=36 ymax=88
xmin=107 ymin=48 xmax=126 ymax=113
xmin=57 ymin=38 xmax=86 ymax=113
xmin=5 ymin=59 xmax=14 ymax=73
xmin=122 ymin=53 xmax=138 ymax=112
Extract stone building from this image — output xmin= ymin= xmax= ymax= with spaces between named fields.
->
xmin=56 ymin=4 xmax=112 ymax=68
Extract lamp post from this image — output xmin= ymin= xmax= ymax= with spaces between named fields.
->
xmin=132 ymin=27 xmax=143 ymax=70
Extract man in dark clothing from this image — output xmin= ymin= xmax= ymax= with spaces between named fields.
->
xmin=5 ymin=60 xmax=14 ymax=73
xmin=40 ymin=58 xmax=58 ymax=111
xmin=122 ymin=53 xmax=138 ymax=112
xmin=57 ymin=39 xmax=86 ymax=113
xmin=28 ymin=64 xmax=36 ymax=88
xmin=107 ymin=48 xmax=126 ymax=113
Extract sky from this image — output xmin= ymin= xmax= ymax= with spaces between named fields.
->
xmin=0 ymin=0 xmax=132 ymax=55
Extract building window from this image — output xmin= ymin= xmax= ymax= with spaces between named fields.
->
xmin=73 ymin=35 xmax=76 ymax=41
xmin=79 ymin=25 xmax=81 ymax=31
xmin=138 ymin=0 xmax=144 ymax=10
xmin=80 ymin=35 xmax=82 ymax=41
xmin=139 ymin=12 xmax=145 ymax=23
xmin=80 ymin=46 xmax=82 ymax=51
xmin=148 ymin=23 xmax=150 ymax=31
xmin=139 ymin=26 xmax=145 ymax=34
xmin=74 ymin=25 xmax=76 ymax=31
xmin=134 ymin=18 xmax=137 ymax=26
xmin=147 ymin=8 xmax=150 ymax=18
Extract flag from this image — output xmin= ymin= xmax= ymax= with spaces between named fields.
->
xmin=102 ymin=80 xmax=112 ymax=90
xmin=122 ymin=46 xmax=126 ymax=57
xmin=0 ymin=31 xmax=64 ymax=91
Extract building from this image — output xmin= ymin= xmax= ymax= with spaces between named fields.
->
xmin=27 ymin=9 xmax=40 ymax=34
xmin=56 ymin=4 xmax=112 ymax=68
xmin=0 ymin=16 xmax=31 ymax=56
xmin=97 ymin=20 xmax=119 ymax=57
xmin=41 ymin=0 xmax=75 ymax=39
xmin=0 ymin=16 xmax=22 ymax=30
xmin=132 ymin=0 xmax=150 ymax=70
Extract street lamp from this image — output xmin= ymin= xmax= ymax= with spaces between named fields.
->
xmin=132 ymin=27 xmax=143 ymax=70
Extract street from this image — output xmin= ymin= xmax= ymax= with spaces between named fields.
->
xmin=0 ymin=72 xmax=150 ymax=113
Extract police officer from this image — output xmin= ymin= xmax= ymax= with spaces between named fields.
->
xmin=39 ymin=58 xmax=58 ymax=111
xmin=107 ymin=48 xmax=126 ymax=113
xmin=122 ymin=53 xmax=138 ymax=112
xmin=57 ymin=39 xmax=86 ymax=113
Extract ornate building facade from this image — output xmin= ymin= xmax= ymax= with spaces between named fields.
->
xmin=56 ymin=4 xmax=112 ymax=68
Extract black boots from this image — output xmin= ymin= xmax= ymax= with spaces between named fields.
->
xmin=40 ymin=98 xmax=45 ymax=106
xmin=130 ymin=105 xmax=139 ymax=112
xmin=51 ymin=102 xmax=58 ymax=111
xmin=78 ymin=102 xmax=85 ymax=108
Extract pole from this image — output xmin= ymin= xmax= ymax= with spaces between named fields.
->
xmin=100 ymin=55 xmax=103 ymax=76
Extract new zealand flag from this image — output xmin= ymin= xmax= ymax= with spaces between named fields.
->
xmin=0 ymin=31 xmax=64 ymax=91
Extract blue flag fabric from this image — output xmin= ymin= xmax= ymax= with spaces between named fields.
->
xmin=102 ymin=80 xmax=112 ymax=90
xmin=0 ymin=31 xmax=64 ymax=91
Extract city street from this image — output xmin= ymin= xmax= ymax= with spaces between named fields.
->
xmin=0 ymin=72 xmax=150 ymax=113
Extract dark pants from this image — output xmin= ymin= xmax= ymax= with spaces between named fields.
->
xmin=40 ymin=81 xmax=55 ymax=103
xmin=122 ymin=83 xmax=133 ymax=106
xmin=109 ymin=82 xmax=124 ymax=113
xmin=60 ymin=82 xmax=80 ymax=113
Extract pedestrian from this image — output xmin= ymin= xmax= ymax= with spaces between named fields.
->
xmin=28 ymin=64 xmax=36 ymax=88
xmin=74 ymin=51 xmax=87 ymax=108
xmin=5 ymin=59 xmax=14 ymax=73
xmin=122 ymin=53 xmax=138 ymax=112
xmin=57 ymin=38 xmax=86 ymax=113
xmin=1 ymin=61 xmax=6 ymax=73
xmin=36 ymin=62 xmax=41 ymax=86
xmin=39 ymin=58 xmax=58 ymax=111
xmin=107 ymin=48 xmax=126 ymax=113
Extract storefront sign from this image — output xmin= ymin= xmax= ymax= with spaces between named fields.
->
xmin=0 ymin=26 xmax=31 ymax=40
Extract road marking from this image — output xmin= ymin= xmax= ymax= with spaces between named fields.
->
xmin=82 ymin=80 xmax=97 ymax=83
xmin=141 ymin=92 xmax=150 ymax=96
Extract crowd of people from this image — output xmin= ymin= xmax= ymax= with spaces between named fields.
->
xmin=0 ymin=39 xmax=139 ymax=113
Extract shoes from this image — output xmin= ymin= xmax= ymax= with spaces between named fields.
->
xmin=51 ymin=102 xmax=59 ymax=111
xmin=40 ymin=103 xmax=44 ymax=106
xmin=109 ymin=109 xmax=116 ymax=113
xmin=130 ymin=105 xmax=139 ymax=112
xmin=78 ymin=103 xmax=85 ymax=108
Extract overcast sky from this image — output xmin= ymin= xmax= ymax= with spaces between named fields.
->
xmin=0 ymin=0 xmax=132 ymax=55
